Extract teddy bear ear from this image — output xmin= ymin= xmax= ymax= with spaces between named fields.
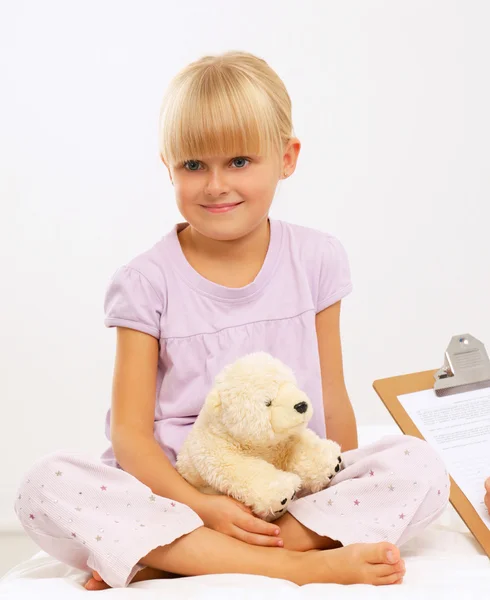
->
xmin=207 ymin=389 xmax=221 ymax=410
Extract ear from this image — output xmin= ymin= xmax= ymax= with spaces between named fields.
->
xmin=281 ymin=137 xmax=301 ymax=178
xmin=207 ymin=389 xmax=221 ymax=411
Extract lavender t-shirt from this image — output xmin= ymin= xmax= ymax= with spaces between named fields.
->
xmin=100 ymin=219 xmax=352 ymax=468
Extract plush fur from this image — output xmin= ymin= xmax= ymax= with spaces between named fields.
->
xmin=176 ymin=352 xmax=343 ymax=521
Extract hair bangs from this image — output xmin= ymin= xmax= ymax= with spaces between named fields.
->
xmin=159 ymin=66 xmax=282 ymax=166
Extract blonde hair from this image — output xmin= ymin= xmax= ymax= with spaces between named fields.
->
xmin=158 ymin=51 xmax=294 ymax=167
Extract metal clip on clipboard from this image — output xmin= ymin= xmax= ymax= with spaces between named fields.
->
xmin=434 ymin=333 xmax=490 ymax=396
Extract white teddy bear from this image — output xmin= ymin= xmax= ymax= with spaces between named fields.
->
xmin=176 ymin=352 xmax=343 ymax=521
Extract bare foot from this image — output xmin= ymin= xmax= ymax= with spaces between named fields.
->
xmin=85 ymin=541 xmax=405 ymax=589
xmin=84 ymin=566 xmax=170 ymax=590
xmin=302 ymin=541 xmax=405 ymax=586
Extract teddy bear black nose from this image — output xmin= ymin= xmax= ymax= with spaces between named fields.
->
xmin=294 ymin=401 xmax=308 ymax=414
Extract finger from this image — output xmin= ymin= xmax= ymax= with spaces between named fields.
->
xmin=237 ymin=513 xmax=281 ymax=536
xmin=231 ymin=525 xmax=283 ymax=547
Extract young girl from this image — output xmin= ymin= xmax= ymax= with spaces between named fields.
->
xmin=14 ymin=51 xmax=450 ymax=590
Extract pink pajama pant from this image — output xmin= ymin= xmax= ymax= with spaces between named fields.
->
xmin=14 ymin=434 xmax=450 ymax=588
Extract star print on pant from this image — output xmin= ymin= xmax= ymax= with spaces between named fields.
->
xmin=288 ymin=434 xmax=450 ymax=548
xmin=13 ymin=435 xmax=448 ymax=589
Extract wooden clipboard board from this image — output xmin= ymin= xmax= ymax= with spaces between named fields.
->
xmin=373 ymin=368 xmax=490 ymax=558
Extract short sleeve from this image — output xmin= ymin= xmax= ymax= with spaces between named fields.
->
xmin=316 ymin=235 xmax=353 ymax=313
xmin=104 ymin=266 xmax=163 ymax=338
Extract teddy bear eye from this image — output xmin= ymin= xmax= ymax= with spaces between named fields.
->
xmin=265 ymin=400 xmax=272 ymax=407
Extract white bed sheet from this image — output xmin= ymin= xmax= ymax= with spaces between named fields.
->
xmin=1 ymin=425 xmax=489 ymax=599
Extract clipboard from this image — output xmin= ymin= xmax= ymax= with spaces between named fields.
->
xmin=373 ymin=333 xmax=490 ymax=558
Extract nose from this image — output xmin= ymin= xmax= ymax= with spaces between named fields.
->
xmin=205 ymin=170 xmax=230 ymax=197
xmin=294 ymin=401 xmax=308 ymax=414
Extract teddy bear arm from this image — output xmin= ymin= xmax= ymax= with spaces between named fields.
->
xmin=286 ymin=429 xmax=320 ymax=474
xmin=286 ymin=429 xmax=342 ymax=492
xmin=201 ymin=450 xmax=280 ymax=494
xmin=205 ymin=450 xmax=302 ymax=520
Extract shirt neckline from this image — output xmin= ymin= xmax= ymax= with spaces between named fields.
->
xmin=165 ymin=218 xmax=283 ymax=301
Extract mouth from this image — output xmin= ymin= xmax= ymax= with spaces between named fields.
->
xmin=201 ymin=201 xmax=244 ymax=214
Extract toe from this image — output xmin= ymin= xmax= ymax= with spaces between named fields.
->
xmin=373 ymin=559 xmax=406 ymax=578
xmin=84 ymin=577 xmax=110 ymax=591
xmin=382 ymin=543 xmax=400 ymax=565
xmin=379 ymin=572 xmax=404 ymax=586
xmin=92 ymin=570 xmax=103 ymax=582
xmin=367 ymin=542 xmax=400 ymax=565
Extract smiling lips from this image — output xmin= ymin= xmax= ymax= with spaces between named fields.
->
xmin=202 ymin=202 xmax=243 ymax=214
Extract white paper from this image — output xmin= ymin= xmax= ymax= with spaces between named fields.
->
xmin=398 ymin=387 xmax=490 ymax=528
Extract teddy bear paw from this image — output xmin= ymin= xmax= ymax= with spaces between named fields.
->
xmin=304 ymin=440 xmax=344 ymax=494
xmin=253 ymin=471 xmax=302 ymax=522
xmin=328 ymin=454 xmax=344 ymax=478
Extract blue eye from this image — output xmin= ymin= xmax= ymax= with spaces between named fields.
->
xmin=183 ymin=160 xmax=201 ymax=171
xmin=232 ymin=157 xmax=250 ymax=168
xmin=182 ymin=157 xmax=250 ymax=171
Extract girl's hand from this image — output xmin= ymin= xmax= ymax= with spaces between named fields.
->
xmin=485 ymin=478 xmax=490 ymax=515
xmin=195 ymin=494 xmax=284 ymax=547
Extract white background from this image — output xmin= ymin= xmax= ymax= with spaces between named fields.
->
xmin=1 ymin=0 xmax=489 ymax=532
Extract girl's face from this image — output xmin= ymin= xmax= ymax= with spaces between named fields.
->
xmin=163 ymin=138 xmax=300 ymax=241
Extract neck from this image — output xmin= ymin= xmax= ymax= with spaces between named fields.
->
xmin=180 ymin=218 xmax=271 ymax=265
